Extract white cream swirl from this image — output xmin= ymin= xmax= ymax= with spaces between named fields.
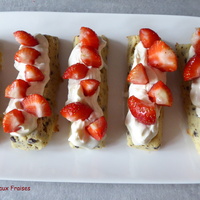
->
xmin=67 ymin=37 xmax=106 ymax=149
xmin=125 ymin=41 xmax=166 ymax=145
xmin=5 ymin=34 xmax=50 ymax=136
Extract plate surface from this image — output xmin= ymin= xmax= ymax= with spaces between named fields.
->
xmin=0 ymin=12 xmax=200 ymax=183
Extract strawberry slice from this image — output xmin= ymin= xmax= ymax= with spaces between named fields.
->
xmin=3 ymin=109 xmax=25 ymax=133
xmin=80 ymin=79 xmax=100 ymax=96
xmin=5 ymin=79 xmax=30 ymax=99
xmin=81 ymin=45 xmax=102 ymax=68
xmin=191 ymin=28 xmax=200 ymax=55
xmin=25 ymin=65 xmax=44 ymax=82
xmin=79 ymin=27 xmax=99 ymax=49
xmin=62 ymin=63 xmax=89 ymax=80
xmin=139 ymin=28 xmax=160 ymax=48
xmin=21 ymin=94 xmax=51 ymax=117
xmin=60 ymin=102 xmax=93 ymax=122
xmin=147 ymin=40 xmax=177 ymax=72
xmin=86 ymin=116 xmax=107 ymax=141
xmin=127 ymin=63 xmax=149 ymax=84
xmin=183 ymin=55 xmax=200 ymax=81
xmin=148 ymin=81 xmax=173 ymax=106
xmin=13 ymin=30 xmax=39 ymax=46
xmin=128 ymin=95 xmax=156 ymax=125
xmin=15 ymin=47 xmax=41 ymax=65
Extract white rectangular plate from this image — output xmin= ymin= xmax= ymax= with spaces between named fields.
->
xmin=0 ymin=12 xmax=200 ymax=184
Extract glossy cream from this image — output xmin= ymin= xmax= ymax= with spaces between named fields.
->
xmin=125 ymin=41 xmax=166 ymax=145
xmin=5 ymin=34 xmax=50 ymax=136
xmin=67 ymin=37 xmax=106 ymax=149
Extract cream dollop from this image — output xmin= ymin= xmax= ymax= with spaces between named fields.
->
xmin=5 ymin=34 xmax=50 ymax=136
xmin=67 ymin=38 xmax=106 ymax=149
xmin=125 ymin=41 xmax=166 ymax=145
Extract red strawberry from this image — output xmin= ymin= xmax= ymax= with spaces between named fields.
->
xmin=15 ymin=47 xmax=41 ymax=65
xmin=13 ymin=30 xmax=39 ymax=46
xmin=63 ymin=63 xmax=89 ymax=80
xmin=60 ymin=102 xmax=93 ymax=122
xmin=148 ymin=81 xmax=173 ymax=106
xmin=128 ymin=95 xmax=156 ymax=125
xmin=127 ymin=63 xmax=149 ymax=84
xmin=3 ymin=109 xmax=25 ymax=133
xmin=25 ymin=65 xmax=44 ymax=82
xmin=191 ymin=28 xmax=200 ymax=55
xmin=147 ymin=40 xmax=177 ymax=72
xmin=5 ymin=79 xmax=30 ymax=99
xmin=21 ymin=94 xmax=51 ymax=117
xmin=183 ymin=55 xmax=200 ymax=81
xmin=80 ymin=79 xmax=100 ymax=96
xmin=139 ymin=28 xmax=160 ymax=48
xmin=81 ymin=45 xmax=102 ymax=68
xmin=86 ymin=116 xmax=107 ymax=141
xmin=79 ymin=27 xmax=99 ymax=49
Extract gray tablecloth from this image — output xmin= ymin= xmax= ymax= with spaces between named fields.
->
xmin=1 ymin=0 xmax=200 ymax=199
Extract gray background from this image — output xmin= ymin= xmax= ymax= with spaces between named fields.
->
xmin=1 ymin=0 xmax=200 ymax=199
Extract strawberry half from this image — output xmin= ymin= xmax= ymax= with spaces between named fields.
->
xmin=62 ymin=63 xmax=89 ymax=80
xmin=25 ymin=65 xmax=44 ymax=82
xmin=13 ymin=30 xmax=39 ymax=47
xmin=81 ymin=45 xmax=102 ymax=68
xmin=183 ymin=55 xmax=200 ymax=81
xmin=86 ymin=116 xmax=107 ymax=141
xmin=3 ymin=109 xmax=25 ymax=133
xmin=60 ymin=102 xmax=93 ymax=122
xmin=128 ymin=95 xmax=156 ymax=125
xmin=5 ymin=79 xmax=30 ymax=99
xmin=139 ymin=28 xmax=160 ymax=48
xmin=15 ymin=47 xmax=41 ymax=65
xmin=127 ymin=63 xmax=149 ymax=84
xmin=191 ymin=28 xmax=200 ymax=56
xmin=147 ymin=40 xmax=177 ymax=72
xmin=21 ymin=94 xmax=52 ymax=117
xmin=79 ymin=27 xmax=99 ymax=49
xmin=148 ymin=81 xmax=173 ymax=106
xmin=80 ymin=79 xmax=100 ymax=96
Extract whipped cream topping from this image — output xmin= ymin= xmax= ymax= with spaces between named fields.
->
xmin=67 ymin=37 xmax=106 ymax=149
xmin=188 ymin=46 xmax=200 ymax=116
xmin=5 ymin=34 xmax=50 ymax=136
xmin=125 ymin=41 xmax=166 ymax=145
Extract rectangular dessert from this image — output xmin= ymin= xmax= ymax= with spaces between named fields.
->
xmin=176 ymin=28 xmax=200 ymax=153
xmin=60 ymin=27 xmax=108 ymax=149
xmin=3 ymin=31 xmax=60 ymax=150
xmin=125 ymin=28 xmax=177 ymax=150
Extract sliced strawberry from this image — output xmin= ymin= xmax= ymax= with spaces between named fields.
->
xmin=79 ymin=27 xmax=99 ymax=49
xmin=5 ymin=79 xmax=30 ymax=99
xmin=80 ymin=79 xmax=100 ymax=96
xmin=127 ymin=63 xmax=149 ymax=84
xmin=148 ymin=81 xmax=173 ymax=106
xmin=25 ymin=65 xmax=44 ymax=82
xmin=191 ymin=28 xmax=200 ymax=55
xmin=15 ymin=47 xmax=41 ymax=65
xmin=3 ymin=109 xmax=25 ymax=133
xmin=147 ymin=40 xmax=177 ymax=72
xmin=81 ymin=45 xmax=102 ymax=68
xmin=128 ymin=95 xmax=156 ymax=125
xmin=139 ymin=28 xmax=160 ymax=48
xmin=62 ymin=63 xmax=89 ymax=80
xmin=86 ymin=116 xmax=107 ymax=141
xmin=21 ymin=94 xmax=51 ymax=117
xmin=183 ymin=55 xmax=200 ymax=81
xmin=60 ymin=102 xmax=93 ymax=122
xmin=13 ymin=30 xmax=39 ymax=46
